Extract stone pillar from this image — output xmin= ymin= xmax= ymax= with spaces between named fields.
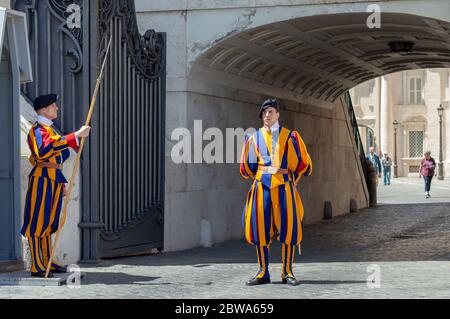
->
xmin=375 ymin=77 xmax=381 ymax=152
xmin=424 ymin=70 xmax=441 ymax=161
xmin=379 ymin=75 xmax=389 ymax=154
xmin=442 ymin=70 xmax=449 ymax=177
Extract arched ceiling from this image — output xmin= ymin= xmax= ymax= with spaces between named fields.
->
xmin=194 ymin=12 xmax=450 ymax=105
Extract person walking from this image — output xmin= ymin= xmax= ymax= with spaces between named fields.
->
xmin=366 ymin=147 xmax=382 ymax=183
xmin=239 ymin=98 xmax=312 ymax=286
xmin=382 ymin=152 xmax=393 ymax=185
xmin=419 ymin=151 xmax=436 ymax=199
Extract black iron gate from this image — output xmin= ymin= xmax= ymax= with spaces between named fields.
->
xmin=13 ymin=0 xmax=166 ymax=260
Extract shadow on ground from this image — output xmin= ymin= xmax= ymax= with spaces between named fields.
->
xmin=81 ymin=272 xmax=161 ymax=285
xmin=78 ymin=203 xmax=450 ymax=270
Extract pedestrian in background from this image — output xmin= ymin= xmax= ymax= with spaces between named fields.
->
xmin=382 ymin=152 xmax=392 ymax=185
xmin=366 ymin=147 xmax=382 ymax=184
xmin=419 ymin=151 xmax=436 ymax=199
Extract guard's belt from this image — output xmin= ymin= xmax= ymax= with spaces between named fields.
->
xmin=34 ymin=161 xmax=63 ymax=170
xmin=258 ymin=166 xmax=289 ymax=174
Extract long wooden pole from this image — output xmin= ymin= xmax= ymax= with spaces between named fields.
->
xmin=45 ymin=36 xmax=112 ymax=278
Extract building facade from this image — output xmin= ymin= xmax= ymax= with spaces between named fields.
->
xmin=351 ymin=69 xmax=450 ymax=177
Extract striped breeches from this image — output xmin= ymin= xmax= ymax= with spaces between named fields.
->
xmin=21 ymin=176 xmax=64 ymax=238
xmin=242 ymin=180 xmax=304 ymax=246
xmin=21 ymin=176 xmax=65 ymax=274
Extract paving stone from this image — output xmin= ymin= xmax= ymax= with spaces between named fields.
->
xmin=0 ymin=272 xmax=86 ymax=287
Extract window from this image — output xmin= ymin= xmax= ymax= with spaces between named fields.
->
xmin=409 ymin=77 xmax=423 ymax=104
xmin=408 ymin=131 xmax=424 ymax=158
xmin=409 ymin=165 xmax=420 ymax=173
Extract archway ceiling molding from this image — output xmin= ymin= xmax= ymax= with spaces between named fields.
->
xmin=193 ymin=12 xmax=450 ymax=108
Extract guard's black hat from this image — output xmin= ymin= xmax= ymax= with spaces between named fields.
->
xmin=33 ymin=94 xmax=58 ymax=112
xmin=259 ymin=98 xmax=279 ymax=119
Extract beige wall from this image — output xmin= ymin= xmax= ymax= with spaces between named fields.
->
xmin=352 ymin=69 xmax=450 ymax=177
xmin=163 ymin=81 xmax=369 ymax=251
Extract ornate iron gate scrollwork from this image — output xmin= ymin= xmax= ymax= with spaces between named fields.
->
xmin=13 ymin=0 xmax=166 ymax=260
xmin=95 ymin=0 xmax=166 ymax=258
xmin=12 ymin=0 xmax=85 ymax=133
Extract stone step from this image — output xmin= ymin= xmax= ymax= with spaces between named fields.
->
xmin=0 ymin=271 xmax=86 ymax=287
xmin=0 ymin=260 xmax=25 ymax=273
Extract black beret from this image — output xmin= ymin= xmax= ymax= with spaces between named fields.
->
xmin=259 ymin=98 xmax=279 ymax=119
xmin=33 ymin=94 xmax=58 ymax=111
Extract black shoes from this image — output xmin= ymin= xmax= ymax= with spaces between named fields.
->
xmin=246 ymin=277 xmax=271 ymax=286
xmin=50 ymin=268 xmax=66 ymax=274
xmin=31 ymin=272 xmax=54 ymax=278
xmin=246 ymin=276 xmax=300 ymax=286
xmin=282 ymin=276 xmax=300 ymax=286
xmin=30 ymin=263 xmax=67 ymax=278
xmin=50 ymin=266 xmax=67 ymax=274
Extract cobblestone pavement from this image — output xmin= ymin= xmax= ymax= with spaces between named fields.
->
xmin=1 ymin=178 xmax=449 ymax=299
xmin=378 ymin=176 xmax=450 ymax=204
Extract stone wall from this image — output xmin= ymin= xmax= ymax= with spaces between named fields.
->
xmin=163 ymin=84 xmax=368 ymax=251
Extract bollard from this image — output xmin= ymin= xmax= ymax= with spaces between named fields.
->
xmin=350 ymin=198 xmax=358 ymax=212
xmin=324 ymin=201 xmax=333 ymax=220
xmin=200 ymin=219 xmax=212 ymax=248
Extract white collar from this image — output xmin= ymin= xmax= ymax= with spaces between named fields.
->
xmin=270 ymin=121 xmax=280 ymax=132
xmin=37 ymin=115 xmax=53 ymax=127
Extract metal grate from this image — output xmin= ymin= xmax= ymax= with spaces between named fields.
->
xmin=95 ymin=0 xmax=166 ymax=258
xmin=409 ymin=165 xmax=420 ymax=173
xmin=13 ymin=0 xmax=166 ymax=260
xmin=344 ymin=92 xmax=369 ymax=190
xmin=409 ymin=131 xmax=424 ymax=158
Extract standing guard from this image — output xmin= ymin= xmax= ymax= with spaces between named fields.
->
xmin=240 ymin=98 xmax=312 ymax=286
xmin=21 ymin=94 xmax=91 ymax=277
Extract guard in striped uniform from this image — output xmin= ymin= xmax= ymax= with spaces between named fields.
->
xmin=21 ymin=94 xmax=91 ymax=278
xmin=240 ymin=99 xmax=312 ymax=286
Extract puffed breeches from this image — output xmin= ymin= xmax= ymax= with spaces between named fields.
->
xmin=242 ymin=180 xmax=304 ymax=247
xmin=21 ymin=176 xmax=64 ymax=238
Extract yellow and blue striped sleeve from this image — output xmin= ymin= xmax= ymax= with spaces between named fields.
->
xmin=287 ymin=130 xmax=312 ymax=184
xmin=240 ymin=134 xmax=258 ymax=179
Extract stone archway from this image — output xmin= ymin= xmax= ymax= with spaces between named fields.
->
xmin=190 ymin=12 xmax=450 ymax=108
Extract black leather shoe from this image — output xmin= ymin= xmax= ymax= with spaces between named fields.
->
xmin=31 ymin=272 xmax=54 ymax=278
xmin=49 ymin=263 xmax=68 ymax=273
xmin=282 ymin=276 xmax=300 ymax=286
xmin=246 ymin=277 xmax=271 ymax=286
xmin=50 ymin=268 xmax=67 ymax=274
xmin=50 ymin=267 xmax=67 ymax=274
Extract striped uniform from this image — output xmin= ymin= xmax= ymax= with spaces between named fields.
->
xmin=240 ymin=126 xmax=312 ymax=279
xmin=21 ymin=121 xmax=78 ymax=274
